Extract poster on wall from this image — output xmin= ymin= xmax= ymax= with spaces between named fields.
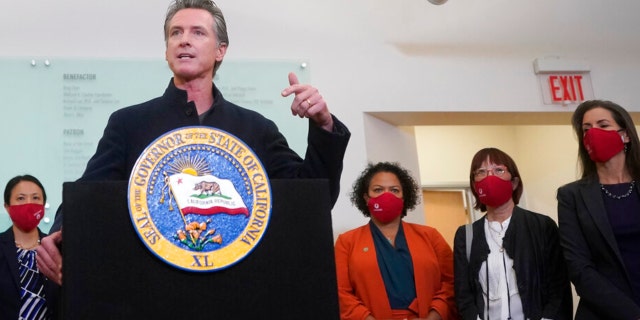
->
xmin=0 ymin=58 xmax=309 ymax=232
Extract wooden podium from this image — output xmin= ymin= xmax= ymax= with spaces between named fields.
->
xmin=61 ymin=179 xmax=339 ymax=319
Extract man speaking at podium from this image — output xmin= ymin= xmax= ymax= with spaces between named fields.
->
xmin=37 ymin=0 xmax=350 ymax=285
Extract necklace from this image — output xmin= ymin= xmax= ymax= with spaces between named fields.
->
xmin=601 ymin=180 xmax=636 ymax=200
xmin=15 ymin=239 xmax=41 ymax=250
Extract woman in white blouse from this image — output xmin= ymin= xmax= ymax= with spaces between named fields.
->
xmin=453 ymin=148 xmax=572 ymax=320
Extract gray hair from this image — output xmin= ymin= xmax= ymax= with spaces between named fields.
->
xmin=164 ymin=0 xmax=229 ymax=74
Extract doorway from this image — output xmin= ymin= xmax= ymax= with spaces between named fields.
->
xmin=422 ymin=189 xmax=478 ymax=248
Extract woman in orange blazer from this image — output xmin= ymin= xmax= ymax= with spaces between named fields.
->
xmin=335 ymin=162 xmax=456 ymax=320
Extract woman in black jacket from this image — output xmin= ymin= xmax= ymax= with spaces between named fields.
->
xmin=454 ymin=148 xmax=572 ymax=320
xmin=557 ymin=100 xmax=640 ymax=319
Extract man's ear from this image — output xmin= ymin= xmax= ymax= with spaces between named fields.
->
xmin=215 ymin=43 xmax=228 ymax=62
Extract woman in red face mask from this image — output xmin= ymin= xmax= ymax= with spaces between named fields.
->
xmin=1 ymin=175 xmax=57 ymax=319
xmin=454 ymin=148 xmax=573 ymax=320
xmin=557 ymin=100 xmax=640 ymax=319
xmin=335 ymin=162 xmax=457 ymax=320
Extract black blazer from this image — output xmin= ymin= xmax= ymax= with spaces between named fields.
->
xmin=0 ymin=227 xmax=59 ymax=319
xmin=557 ymin=178 xmax=640 ymax=319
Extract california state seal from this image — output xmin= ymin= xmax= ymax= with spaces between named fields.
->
xmin=127 ymin=126 xmax=271 ymax=272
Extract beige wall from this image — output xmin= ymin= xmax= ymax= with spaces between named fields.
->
xmin=415 ymin=125 xmax=577 ymax=222
xmin=513 ymin=126 xmax=579 ymax=220
xmin=416 ymin=126 xmax=518 ymax=186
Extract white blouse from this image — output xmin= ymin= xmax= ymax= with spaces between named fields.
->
xmin=478 ymin=217 xmax=524 ymax=320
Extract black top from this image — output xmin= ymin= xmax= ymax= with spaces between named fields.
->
xmin=0 ymin=227 xmax=59 ymax=319
xmin=602 ymin=182 xmax=640 ymax=306
xmin=558 ymin=177 xmax=640 ymax=319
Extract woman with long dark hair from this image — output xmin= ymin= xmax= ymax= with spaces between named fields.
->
xmin=557 ymin=100 xmax=640 ymax=319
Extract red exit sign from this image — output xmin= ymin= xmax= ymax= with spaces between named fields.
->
xmin=537 ymin=73 xmax=594 ymax=105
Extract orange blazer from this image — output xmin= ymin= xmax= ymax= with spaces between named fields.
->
xmin=335 ymin=221 xmax=456 ymax=320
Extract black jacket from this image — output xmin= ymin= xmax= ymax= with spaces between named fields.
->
xmin=52 ymin=79 xmax=350 ymax=231
xmin=0 ymin=227 xmax=59 ymax=319
xmin=557 ymin=178 xmax=640 ymax=319
xmin=454 ymin=206 xmax=573 ymax=320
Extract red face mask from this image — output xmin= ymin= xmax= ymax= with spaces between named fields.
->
xmin=367 ymin=192 xmax=404 ymax=223
xmin=583 ymin=128 xmax=625 ymax=163
xmin=474 ymin=176 xmax=513 ymax=208
xmin=7 ymin=203 xmax=45 ymax=232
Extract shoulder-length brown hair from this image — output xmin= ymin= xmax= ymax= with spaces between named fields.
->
xmin=469 ymin=148 xmax=523 ymax=212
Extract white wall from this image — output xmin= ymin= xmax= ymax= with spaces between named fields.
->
xmin=2 ymin=0 xmax=640 ymax=237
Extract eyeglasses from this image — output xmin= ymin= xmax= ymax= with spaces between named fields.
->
xmin=473 ymin=165 xmax=508 ymax=179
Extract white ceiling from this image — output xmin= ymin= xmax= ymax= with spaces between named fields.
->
xmin=332 ymin=0 xmax=640 ymax=58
